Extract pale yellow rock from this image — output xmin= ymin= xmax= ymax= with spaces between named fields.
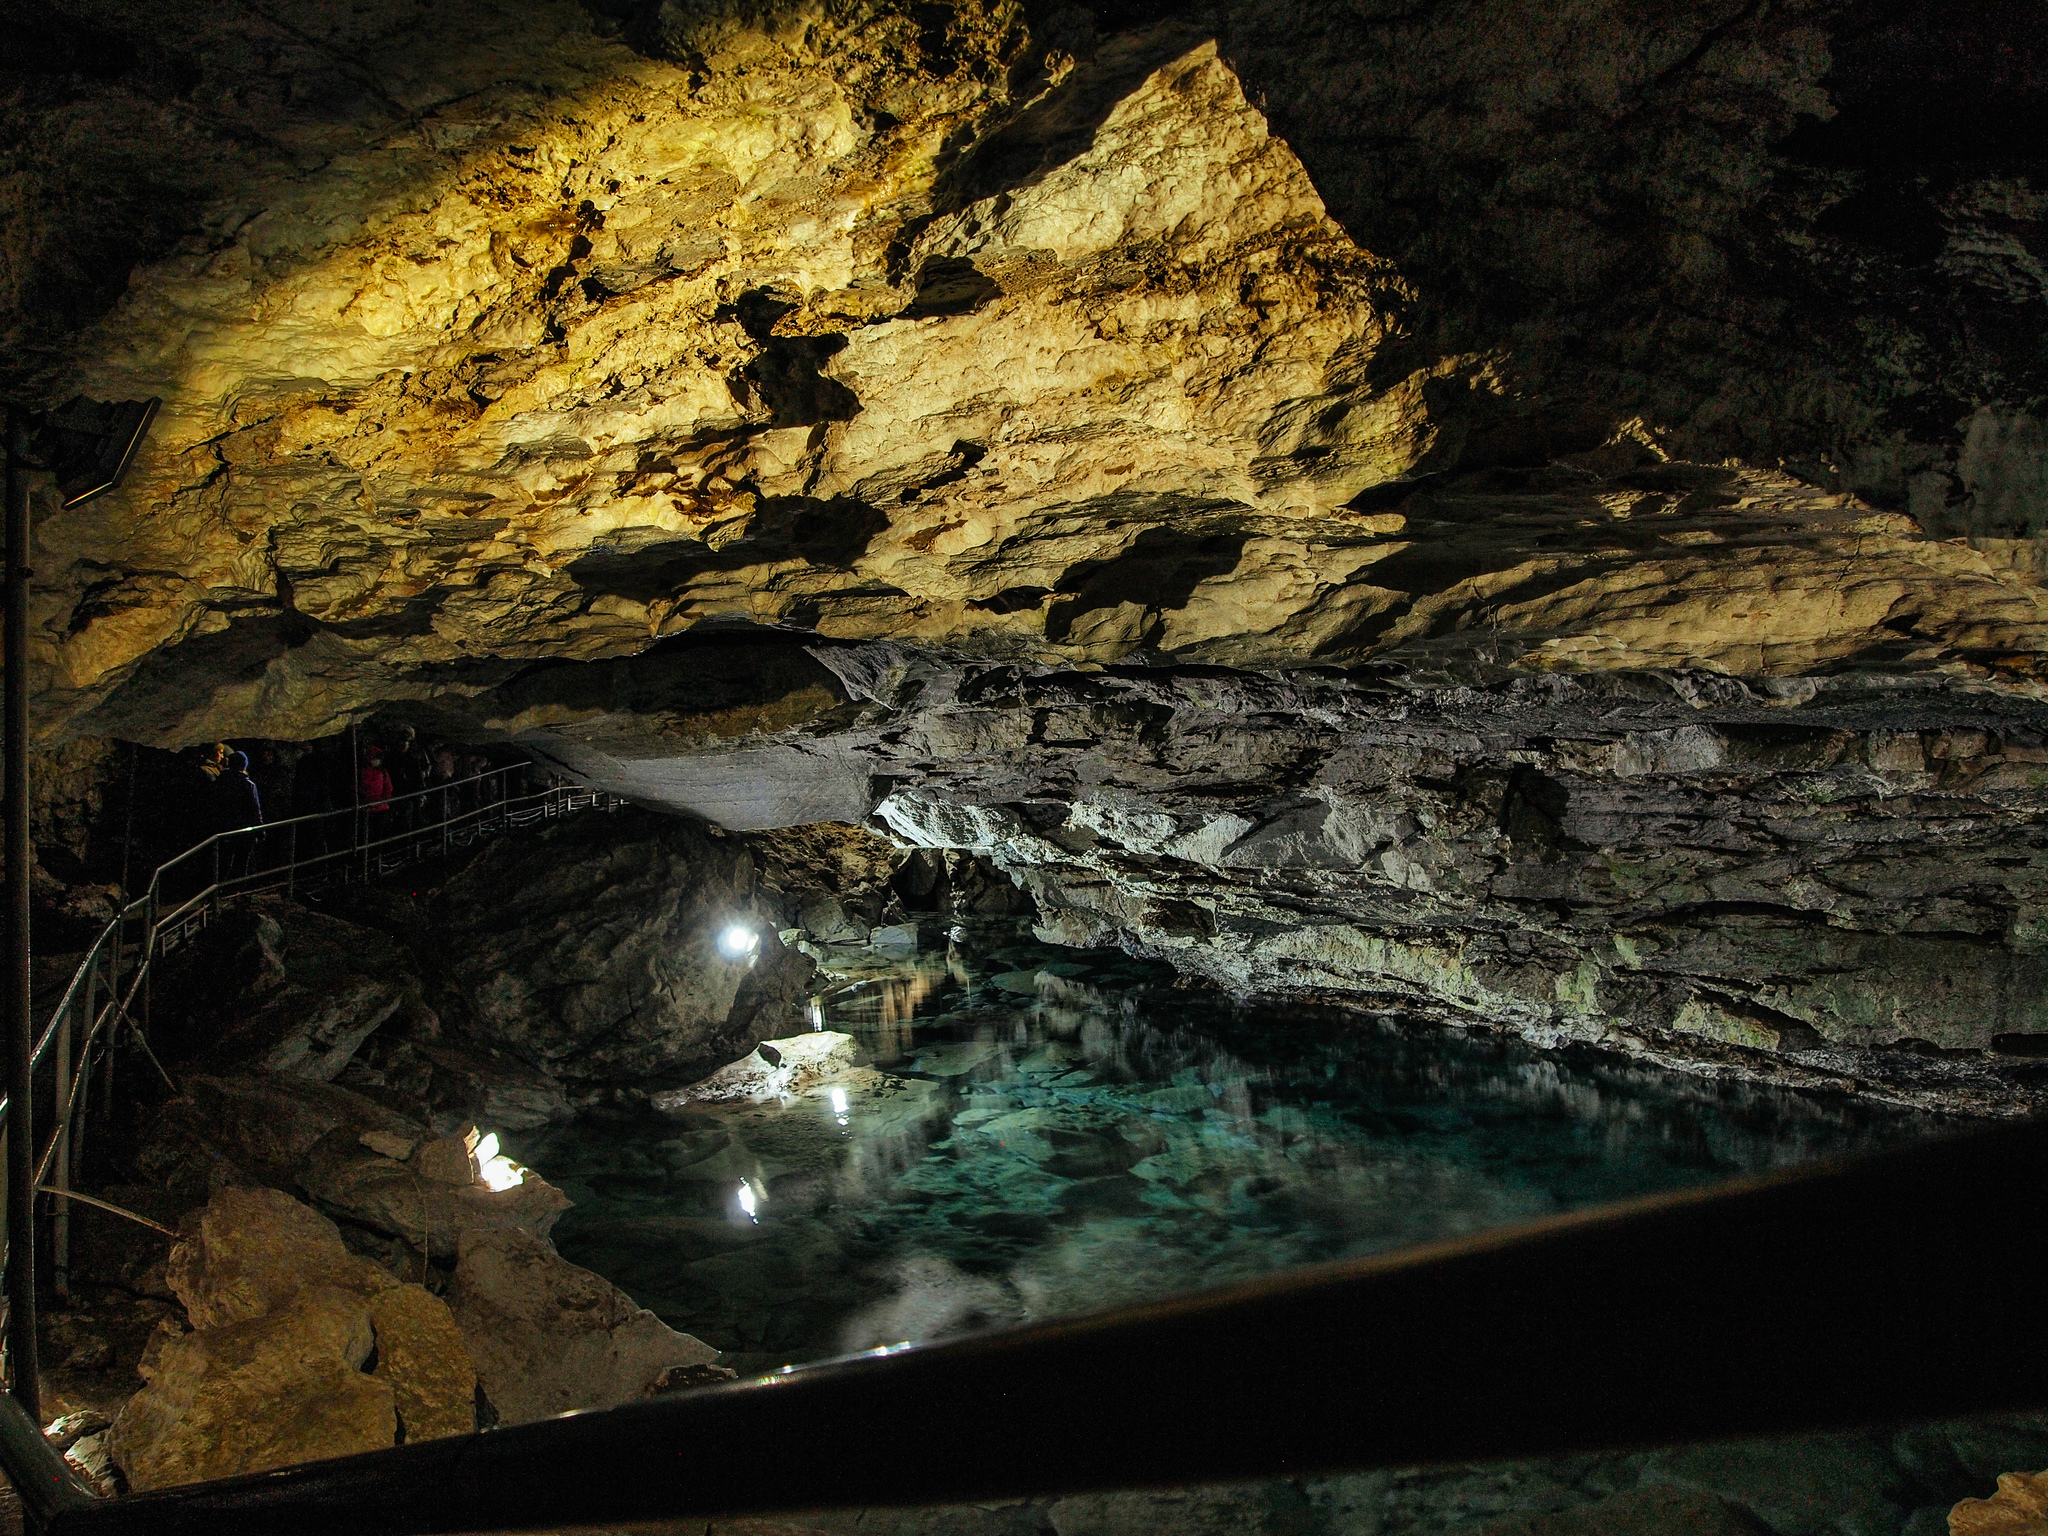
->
xmin=1953 ymin=1471 xmax=2048 ymax=1536
xmin=107 ymin=1285 xmax=394 ymax=1491
xmin=166 ymin=1185 xmax=394 ymax=1328
xmin=110 ymin=1185 xmax=478 ymax=1487
xmin=367 ymin=1285 xmax=477 ymax=1444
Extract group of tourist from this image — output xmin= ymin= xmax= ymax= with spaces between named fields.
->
xmin=181 ymin=728 xmax=517 ymax=878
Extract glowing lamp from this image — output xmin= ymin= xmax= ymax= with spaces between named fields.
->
xmin=473 ymin=1131 xmax=524 ymax=1191
xmin=718 ymin=925 xmax=759 ymax=958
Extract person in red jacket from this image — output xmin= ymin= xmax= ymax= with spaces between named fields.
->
xmin=359 ymin=747 xmax=394 ymax=845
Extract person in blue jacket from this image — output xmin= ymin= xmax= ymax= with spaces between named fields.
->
xmin=213 ymin=750 xmax=264 ymax=880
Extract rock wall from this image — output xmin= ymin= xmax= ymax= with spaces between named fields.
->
xmin=6 ymin=0 xmax=2046 ymax=1111
xmin=469 ymin=641 xmax=2048 ymax=1113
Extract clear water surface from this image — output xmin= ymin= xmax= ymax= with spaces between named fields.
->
xmin=505 ymin=920 xmax=1946 ymax=1367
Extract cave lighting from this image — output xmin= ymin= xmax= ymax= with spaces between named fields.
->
xmin=736 ymin=1180 xmax=761 ymax=1222
xmin=831 ymin=1086 xmax=850 ymax=1126
xmin=718 ymin=924 xmax=759 ymax=958
xmin=473 ymin=1132 xmax=525 ymax=1192
xmin=807 ymin=999 xmax=825 ymax=1029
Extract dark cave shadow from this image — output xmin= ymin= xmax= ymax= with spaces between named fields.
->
xmin=1043 ymin=524 xmax=1249 ymax=644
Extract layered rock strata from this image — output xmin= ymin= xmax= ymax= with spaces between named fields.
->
xmin=468 ymin=638 xmax=2048 ymax=1114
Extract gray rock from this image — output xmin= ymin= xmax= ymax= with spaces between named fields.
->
xmin=300 ymin=1133 xmax=571 ymax=1259
xmin=801 ymin=892 xmax=872 ymax=944
xmin=658 ymin=1032 xmax=863 ymax=1108
xmin=139 ymin=1073 xmax=428 ymax=1200
xmin=429 ymin=810 xmax=816 ymax=1089
xmin=1644 ymin=1432 xmax=1910 ymax=1536
xmin=446 ymin=1227 xmax=719 ymax=1424
xmin=190 ymin=905 xmax=438 ymax=1084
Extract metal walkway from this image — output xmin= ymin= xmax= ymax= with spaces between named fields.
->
xmin=0 ymin=766 xmax=620 ymax=1351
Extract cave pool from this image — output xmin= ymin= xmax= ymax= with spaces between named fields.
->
xmin=505 ymin=919 xmax=1945 ymax=1371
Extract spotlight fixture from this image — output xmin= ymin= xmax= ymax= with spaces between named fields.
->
xmin=718 ymin=924 xmax=759 ymax=958
xmin=28 ymin=395 xmax=162 ymax=507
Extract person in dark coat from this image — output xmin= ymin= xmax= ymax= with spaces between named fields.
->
xmin=212 ymin=750 xmax=263 ymax=880
xmin=388 ymin=725 xmax=429 ymax=839
xmin=251 ymin=744 xmax=297 ymax=869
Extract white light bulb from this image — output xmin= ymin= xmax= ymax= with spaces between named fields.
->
xmin=473 ymin=1130 xmax=524 ymax=1191
xmin=736 ymin=1181 xmax=759 ymax=1222
xmin=830 ymin=1087 xmax=848 ymax=1115
xmin=718 ymin=925 xmax=759 ymax=958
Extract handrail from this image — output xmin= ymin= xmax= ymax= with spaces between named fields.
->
xmin=0 ymin=760 xmax=620 ymax=1390
xmin=21 ymin=1115 xmax=2048 ymax=1536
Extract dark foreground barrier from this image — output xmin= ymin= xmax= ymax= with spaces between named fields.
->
xmin=7 ymin=1115 xmax=2043 ymax=1536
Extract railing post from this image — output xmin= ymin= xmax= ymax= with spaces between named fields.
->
xmin=287 ymin=820 xmax=297 ymax=899
xmin=51 ymin=999 xmax=71 ymax=1307
xmin=3 ymin=405 xmax=40 ymax=1422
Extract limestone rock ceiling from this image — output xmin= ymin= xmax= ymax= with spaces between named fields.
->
xmin=2 ymin=0 xmax=2042 ymax=742
xmin=9 ymin=0 xmax=2048 ymax=1097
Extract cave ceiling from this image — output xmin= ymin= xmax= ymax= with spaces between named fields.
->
xmin=8 ymin=0 xmax=2048 ymax=1094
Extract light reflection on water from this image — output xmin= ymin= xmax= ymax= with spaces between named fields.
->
xmin=508 ymin=920 xmax=1946 ymax=1367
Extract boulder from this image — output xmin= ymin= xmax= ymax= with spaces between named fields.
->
xmin=411 ymin=1040 xmax=572 ymax=1130
xmin=183 ymin=905 xmax=438 ymax=1084
xmin=166 ymin=1186 xmax=392 ymax=1327
xmin=447 ymin=1227 xmax=718 ymax=1424
xmin=657 ymin=1032 xmax=862 ymax=1108
xmin=301 ymin=1133 xmax=571 ymax=1259
xmin=1953 ymin=1472 xmax=2048 ymax=1536
xmin=412 ymin=1130 xmax=480 ymax=1185
xmin=367 ymin=1286 xmax=477 ymax=1444
xmin=429 ymin=810 xmax=816 ymax=1089
xmin=139 ymin=1073 xmax=429 ymax=1200
xmin=107 ymin=1187 xmax=475 ymax=1488
xmin=108 ymin=1283 xmax=394 ymax=1490
xmin=799 ymin=893 xmax=871 ymax=945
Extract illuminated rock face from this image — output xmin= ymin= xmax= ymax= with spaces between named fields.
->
xmin=6 ymin=0 xmax=2046 ymax=1098
xmin=8 ymin=0 xmax=2042 ymax=743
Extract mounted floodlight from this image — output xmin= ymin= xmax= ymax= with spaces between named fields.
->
xmin=34 ymin=395 xmax=161 ymax=507
xmin=473 ymin=1131 xmax=524 ymax=1192
xmin=718 ymin=925 xmax=759 ymax=958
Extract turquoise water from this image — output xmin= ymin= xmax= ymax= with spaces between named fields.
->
xmin=507 ymin=920 xmax=1943 ymax=1365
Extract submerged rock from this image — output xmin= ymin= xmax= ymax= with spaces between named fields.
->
xmin=661 ymin=1032 xmax=864 ymax=1108
xmin=446 ymin=1227 xmax=719 ymax=1423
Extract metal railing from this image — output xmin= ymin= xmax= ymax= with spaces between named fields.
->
xmin=0 ymin=764 xmax=620 ymax=1358
xmin=1 ymin=1114 xmax=2043 ymax=1535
